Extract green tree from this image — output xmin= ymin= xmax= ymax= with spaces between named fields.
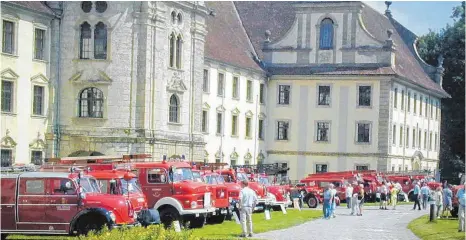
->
xmin=417 ymin=2 xmax=465 ymax=184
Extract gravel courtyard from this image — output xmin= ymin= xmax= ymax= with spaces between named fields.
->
xmin=256 ymin=204 xmax=428 ymax=240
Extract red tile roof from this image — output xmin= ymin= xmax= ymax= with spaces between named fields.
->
xmin=232 ymin=1 xmax=449 ymax=97
xmin=4 ymin=1 xmax=55 ymax=15
xmin=204 ymin=1 xmax=263 ymax=72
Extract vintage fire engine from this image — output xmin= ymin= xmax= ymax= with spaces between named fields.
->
xmin=111 ymin=155 xmax=216 ymax=228
xmin=0 ymin=166 xmax=138 ymax=238
xmin=40 ymin=156 xmax=149 ymax=214
xmin=218 ymin=167 xmax=273 ymax=211
xmin=191 ymin=168 xmax=232 ymax=224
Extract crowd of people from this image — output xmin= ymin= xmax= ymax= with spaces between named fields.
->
xmin=321 ymin=179 xmax=466 ymax=233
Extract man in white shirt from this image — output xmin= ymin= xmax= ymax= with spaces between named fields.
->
xmin=239 ymin=180 xmax=258 ymax=238
xmin=345 ymin=183 xmax=353 ymax=209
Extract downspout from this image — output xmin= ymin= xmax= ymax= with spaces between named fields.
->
xmin=402 ymin=86 xmax=408 ymax=171
xmin=151 ymin=7 xmax=156 ymax=161
xmin=128 ymin=16 xmax=136 ymax=154
xmin=189 ymin=4 xmax=197 ymax=163
xmin=253 ymin=94 xmax=258 ymax=164
xmin=53 ymin=11 xmax=62 ymax=157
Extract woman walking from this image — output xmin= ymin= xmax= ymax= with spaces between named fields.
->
xmin=358 ymin=184 xmax=365 ymax=216
xmin=443 ymin=184 xmax=453 ymax=218
xmin=380 ymin=182 xmax=388 ymax=210
xmin=391 ymin=184 xmax=398 ymax=210
xmin=435 ymin=187 xmax=443 ymax=218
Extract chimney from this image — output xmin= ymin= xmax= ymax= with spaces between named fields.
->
xmin=385 ymin=1 xmax=393 ymax=18
xmin=434 ymin=55 xmax=445 ymax=87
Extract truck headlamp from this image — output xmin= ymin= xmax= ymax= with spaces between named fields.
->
xmin=109 ymin=211 xmax=116 ymax=223
xmin=190 ymin=201 xmax=198 ymax=208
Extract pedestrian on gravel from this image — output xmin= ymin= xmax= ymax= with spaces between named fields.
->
xmin=351 ymin=182 xmax=359 ymax=215
xmin=357 ymin=184 xmax=365 ymax=216
xmin=390 ymin=185 xmax=398 ymax=210
xmin=421 ymin=183 xmax=430 ymax=210
xmin=456 ymin=185 xmax=466 ymax=232
xmin=323 ymin=184 xmax=332 ymax=219
xmin=434 ymin=187 xmax=443 ymax=219
xmin=345 ymin=183 xmax=353 ymax=209
xmin=330 ymin=184 xmax=337 ymax=218
xmin=380 ymin=182 xmax=388 ymax=210
xmin=412 ymin=182 xmax=421 ymax=210
xmin=239 ymin=180 xmax=257 ymax=238
xmin=442 ymin=184 xmax=453 ymax=218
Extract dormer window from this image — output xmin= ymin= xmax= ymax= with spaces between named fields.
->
xmin=319 ymin=18 xmax=334 ymax=50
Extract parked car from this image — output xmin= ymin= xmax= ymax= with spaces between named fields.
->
xmin=0 ymin=171 xmax=138 ymax=238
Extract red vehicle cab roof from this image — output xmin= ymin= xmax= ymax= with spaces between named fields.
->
xmin=125 ymin=161 xmax=192 ymax=169
xmin=1 ymin=171 xmax=82 ymax=179
xmin=87 ymin=170 xmax=136 ymax=180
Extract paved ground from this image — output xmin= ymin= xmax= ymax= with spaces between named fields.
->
xmin=256 ymin=205 xmax=428 ymax=240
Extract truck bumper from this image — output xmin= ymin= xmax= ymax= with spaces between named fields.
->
xmin=272 ymin=199 xmax=292 ymax=206
xmin=180 ymin=207 xmax=216 ymax=216
xmin=111 ymin=221 xmax=141 ymax=229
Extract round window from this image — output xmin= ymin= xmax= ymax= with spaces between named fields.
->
xmin=81 ymin=1 xmax=92 ymax=13
xmin=96 ymin=1 xmax=108 ymax=13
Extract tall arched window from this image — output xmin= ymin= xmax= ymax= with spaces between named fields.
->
xmin=94 ymin=22 xmax=107 ymax=59
xmin=319 ymin=18 xmax=334 ymax=50
xmin=80 ymin=22 xmax=91 ymax=59
xmin=169 ymin=94 xmax=179 ymax=123
xmin=169 ymin=33 xmax=175 ymax=68
xmin=176 ymin=35 xmax=182 ymax=69
xmin=79 ymin=87 xmax=104 ymax=118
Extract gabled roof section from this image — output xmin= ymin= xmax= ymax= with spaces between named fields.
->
xmin=4 ymin=1 xmax=56 ymax=16
xmin=360 ymin=3 xmax=449 ymax=97
xmin=204 ymin=1 xmax=263 ymax=72
xmin=234 ymin=1 xmax=296 ymax=59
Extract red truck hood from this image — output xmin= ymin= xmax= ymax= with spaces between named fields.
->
xmin=173 ymin=181 xmax=210 ymax=193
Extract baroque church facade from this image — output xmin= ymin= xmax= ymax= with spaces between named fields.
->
xmin=0 ymin=1 xmax=449 ymax=180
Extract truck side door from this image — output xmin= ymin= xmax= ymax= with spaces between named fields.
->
xmin=0 ymin=176 xmax=17 ymax=230
xmin=17 ymin=177 xmax=47 ymax=230
xmin=45 ymin=178 xmax=79 ymax=232
xmin=143 ymin=168 xmax=171 ymax=208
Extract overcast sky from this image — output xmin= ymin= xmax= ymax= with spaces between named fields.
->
xmin=364 ymin=1 xmax=460 ymax=36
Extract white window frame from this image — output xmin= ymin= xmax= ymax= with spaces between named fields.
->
xmin=356 ymin=84 xmax=372 ymax=108
xmin=1 ymin=16 xmax=19 ymax=56
xmin=315 ymin=120 xmax=331 ymax=143
xmin=277 ymin=84 xmax=291 ymax=106
xmin=276 ymin=120 xmax=290 ymax=141
xmin=316 ymin=84 xmax=332 ymax=107
xmin=203 ymin=69 xmax=210 ymax=93
xmin=355 ymin=121 xmax=372 ymax=144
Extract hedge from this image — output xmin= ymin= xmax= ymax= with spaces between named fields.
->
xmin=82 ymin=225 xmax=200 ymax=240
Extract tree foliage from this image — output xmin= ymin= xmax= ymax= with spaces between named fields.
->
xmin=417 ymin=2 xmax=465 ymax=184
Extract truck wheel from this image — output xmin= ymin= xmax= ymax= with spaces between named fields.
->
xmin=1 ymin=234 xmax=7 ymax=240
xmin=272 ymin=205 xmax=282 ymax=211
xmin=451 ymin=206 xmax=459 ymax=218
xmin=207 ymin=214 xmax=226 ymax=224
xmin=307 ymin=196 xmax=318 ymax=208
xmin=76 ymin=214 xmax=107 ymax=236
xmin=189 ymin=215 xmax=206 ymax=228
xmin=159 ymin=207 xmax=182 ymax=229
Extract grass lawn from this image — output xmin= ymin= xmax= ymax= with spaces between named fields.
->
xmin=7 ymin=209 xmax=321 ymax=240
xmin=192 ymin=209 xmax=321 ymax=239
xmin=408 ymin=215 xmax=465 ymax=240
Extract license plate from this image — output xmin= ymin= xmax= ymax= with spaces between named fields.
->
xmin=204 ymin=193 xmax=211 ymax=207
xmin=195 ymin=213 xmax=199 ymax=217
xmin=212 ymin=212 xmax=217 ymax=216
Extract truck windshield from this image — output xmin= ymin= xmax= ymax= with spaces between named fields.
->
xmin=203 ymin=175 xmax=218 ymax=184
xmin=121 ymin=178 xmax=143 ymax=194
xmin=80 ymin=177 xmax=100 ymax=193
xmin=173 ymin=168 xmax=193 ymax=182
xmin=216 ymin=175 xmax=225 ymax=184
xmin=236 ymin=172 xmax=248 ymax=181
xmin=192 ymin=172 xmax=203 ymax=183
xmin=259 ymin=177 xmax=270 ymax=186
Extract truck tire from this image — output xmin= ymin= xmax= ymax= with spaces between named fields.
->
xmin=189 ymin=215 xmax=206 ymax=228
xmin=76 ymin=213 xmax=107 ymax=236
xmin=306 ymin=195 xmax=318 ymax=208
xmin=159 ymin=207 xmax=182 ymax=229
xmin=451 ymin=206 xmax=459 ymax=218
xmin=1 ymin=234 xmax=7 ymax=240
xmin=408 ymin=191 xmax=414 ymax=201
xmin=207 ymin=214 xmax=226 ymax=224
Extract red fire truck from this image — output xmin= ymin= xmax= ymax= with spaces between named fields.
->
xmin=0 ymin=167 xmax=138 ymax=238
xmin=112 ymin=156 xmax=216 ymax=228
xmin=40 ymin=156 xmax=149 ymax=214
xmin=218 ymin=168 xmax=272 ymax=212
xmin=191 ymin=168 xmax=231 ymax=224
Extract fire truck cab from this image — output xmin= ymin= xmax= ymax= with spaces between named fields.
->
xmin=115 ymin=158 xmax=216 ymax=228
xmin=0 ymin=167 xmax=138 ymax=238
